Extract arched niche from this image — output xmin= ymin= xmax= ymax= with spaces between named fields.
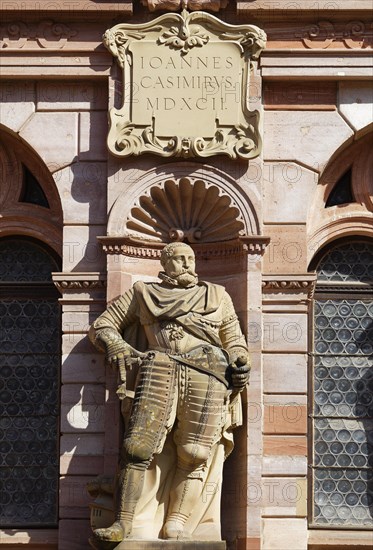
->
xmin=102 ymin=162 xmax=266 ymax=302
xmin=308 ymin=132 xmax=373 ymax=266
xmin=108 ymin=163 xmax=260 ymax=238
xmin=0 ymin=127 xmax=63 ymax=255
xmin=98 ymin=162 xmax=268 ymax=545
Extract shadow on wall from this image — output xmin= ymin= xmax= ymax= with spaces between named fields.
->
xmin=59 ymin=333 xmax=110 ymax=550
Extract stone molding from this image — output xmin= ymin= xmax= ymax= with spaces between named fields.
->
xmin=298 ymin=20 xmax=373 ymax=50
xmin=141 ymin=0 xmax=228 ymax=11
xmin=98 ymin=236 xmax=269 ymax=258
xmin=52 ymin=272 xmax=107 ymax=293
xmin=0 ymin=20 xmax=77 ymax=49
xmin=262 ymin=275 xmax=317 ymax=300
xmin=237 ymin=1 xmax=372 ymax=14
xmin=240 ymin=235 xmax=270 ymax=255
xmin=0 ymin=1 xmax=133 ymax=17
xmin=0 ymin=529 xmax=58 ymax=549
xmin=263 ymin=19 xmax=373 ymax=50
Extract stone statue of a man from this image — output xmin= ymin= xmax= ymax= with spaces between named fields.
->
xmin=89 ymin=242 xmax=250 ymax=544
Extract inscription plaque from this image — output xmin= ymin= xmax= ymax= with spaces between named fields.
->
xmin=103 ymin=9 xmax=266 ymax=159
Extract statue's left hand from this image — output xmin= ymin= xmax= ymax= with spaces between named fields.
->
xmin=230 ymin=363 xmax=251 ymax=391
xmin=228 ymin=350 xmax=251 ymax=391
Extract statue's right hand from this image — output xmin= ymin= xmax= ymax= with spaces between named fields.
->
xmin=105 ymin=340 xmax=133 ymax=371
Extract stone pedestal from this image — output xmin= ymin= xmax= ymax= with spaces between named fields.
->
xmin=89 ymin=540 xmax=226 ymax=550
xmin=116 ymin=542 xmax=226 ymax=550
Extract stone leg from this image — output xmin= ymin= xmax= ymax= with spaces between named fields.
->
xmin=93 ymin=354 xmax=177 ymax=543
xmin=163 ymin=369 xmax=229 ymax=540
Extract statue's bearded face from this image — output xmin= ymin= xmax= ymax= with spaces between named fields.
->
xmin=164 ymin=245 xmax=197 ymax=287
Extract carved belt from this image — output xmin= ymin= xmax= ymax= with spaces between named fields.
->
xmin=167 ymin=345 xmax=230 ymax=388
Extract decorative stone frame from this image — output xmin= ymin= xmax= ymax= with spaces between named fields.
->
xmin=103 ymin=11 xmax=266 ymax=159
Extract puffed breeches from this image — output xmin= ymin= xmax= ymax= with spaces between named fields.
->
xmin=122 ymin=351 xmax=230 ymax=473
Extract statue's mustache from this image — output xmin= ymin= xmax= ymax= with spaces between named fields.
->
xmin=178 ymin=269 xmax=197 ymax=277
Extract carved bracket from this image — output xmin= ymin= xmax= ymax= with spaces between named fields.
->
xmin=103 ymin=10 xmax=266 ymax=159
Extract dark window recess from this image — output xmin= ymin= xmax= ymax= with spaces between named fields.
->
xmin=325 ymin=169 xmax=354 ymax=208
xmin=20 ymin=165 xmax=49 ymax=208
xmin=0 ymin=238 xmax=60 ymax=528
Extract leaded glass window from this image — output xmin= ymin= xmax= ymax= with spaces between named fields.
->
xmin=0 ymin=238 xmax=60 ymax=527
xmin=312 ymin=240 xmax=373 ymax=526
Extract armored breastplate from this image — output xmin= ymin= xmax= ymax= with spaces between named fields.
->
xmin=143 ymin=321 xmax=208 ymax=354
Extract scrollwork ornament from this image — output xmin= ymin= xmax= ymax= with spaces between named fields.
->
xmin=0 ymin=19 xmax=76 ymax=49
xmin=157 ymin=10 xmax=209 ymax=55
xmin=103 ymin=29 xmax=146 ymax=68
xmin=36 ymin=20 xmax=77 ymax=49
xmin=113 ymin=120 xmax=144 ymax=155
xmin=343 ymin=20 xmax=365 ymax=49
xmin=298 ymin=19 xmax=372 ymax=50
xmin=0 ymin=22 xmax=28 ymax=48
xmin=112 ymin=119 xmax=260 ymax=160
xmin=220 ymin=28 xmax=267 ymax=60
xmin=302 ymin=20 xmax=335 ymax=49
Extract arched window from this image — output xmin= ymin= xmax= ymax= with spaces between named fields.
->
xmin=0 ymin=238 xmax=61 ymax=527
xmin=312 ymin=239 xmax=373 ymax=526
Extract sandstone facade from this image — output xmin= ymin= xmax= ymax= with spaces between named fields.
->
xmin=0 ymin=1 xmax=372 ymax=549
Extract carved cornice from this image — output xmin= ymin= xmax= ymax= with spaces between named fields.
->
xmin=52 ymin=272 xmax=107 ymax=293
xmin=141 ymin=0 xmax=228 ymax=12
xmin=98 ymin=236 xmax=269 ymax=259
xmin=237 ymin=1 xmax=373 ymax=16
xmin=0 ymin=20 xmax=77 ymax=49
xmin=54 ymin=280 xmax=107 ymax=291
xmin=99 ymin=238 xmax=163 ymax=258
xmin=262 ymin=275 xmax=317 ymax=299
xmin=263 ymin=19 xmax=373 ymax=50
xmin=297 ymin=20 xmax=373 ymax=50
xmin=240 ymin=236 xmax=270 ymax=255
xmin=0 ymin=2 xmax=133 ymax=18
